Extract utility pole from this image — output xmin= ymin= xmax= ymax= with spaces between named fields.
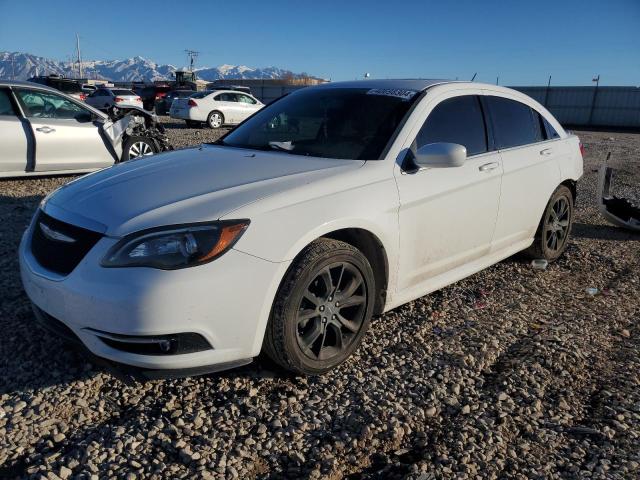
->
xmin=76 ymin=33 xmax=83 ymax=79
xmin=496 ymin=76 xmax=499 ymax=85
xmin=543 ymin=74 xmax=552 ymax=107
xmin=588 ymin=74 xmax=600 ymax=126
xmin=184 ymin=49 xmax=199 ymax=72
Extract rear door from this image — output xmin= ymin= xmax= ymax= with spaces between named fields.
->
xmin=484 ymin=94 xmax=562 ymax=250
xmin=215 ymin=93 xmax=242 ymax=123
xmin=14 ymin=88 xmax=115 ymax=172
xmin=0 ymin=88 xmax=30 ymax=174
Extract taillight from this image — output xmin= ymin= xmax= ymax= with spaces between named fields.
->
xmin=579 ymin=142 xmax=585 ymax=157
xmin=80 ymin=93 xmax=87 ymax=101
xmin=156 ymin=92 xmax=166 ymax=99
xmin=188 ymin=99 xmax=198 ymax=107
xmin=115 ymin=97 xmax=124 ymax=103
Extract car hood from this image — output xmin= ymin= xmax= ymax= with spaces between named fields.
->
xmin=44 ymin=145 xmax=364 ymax=237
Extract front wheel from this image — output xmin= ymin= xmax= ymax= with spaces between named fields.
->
xmin=263 ymin=239 xmax=376 ymax=375
xmin=526 ymin=185 xmax=574 ymax=262
xmin=121 ymin=136 xmax=157 ymax=161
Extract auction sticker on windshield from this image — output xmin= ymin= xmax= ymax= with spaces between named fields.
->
xmin=367 ymin=88 xmax=417 ymax=100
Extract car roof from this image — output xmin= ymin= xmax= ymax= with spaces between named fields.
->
xmin=311 ymin=79 xmax=452 ymax=91
xmin=0 ymin=79 xmax=62 ymax=92
xmin=206 ymin=89 xmax=251 ymax=95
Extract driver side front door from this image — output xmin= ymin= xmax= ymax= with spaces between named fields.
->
xmin=15 ymin=89 xmax=115 ymax=172
xmin=394 ymin=92 xmax=502 ymax=296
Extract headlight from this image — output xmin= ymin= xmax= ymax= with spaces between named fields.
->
xmin=102 ymin=221 xmax=249 ymax=269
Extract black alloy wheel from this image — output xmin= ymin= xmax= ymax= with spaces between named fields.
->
xmin=263 ymin=239 xmax=376 ymax=375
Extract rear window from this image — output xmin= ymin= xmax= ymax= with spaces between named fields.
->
xmin=416 ymin=95 xmax=487 ymax=156
xmin=190 ymin=91 xmax=212 ymax=99
xmin=112 ymin=89 xmax=135 ymax=96
xmin=486 ymin=96 xmax=540 ymax=149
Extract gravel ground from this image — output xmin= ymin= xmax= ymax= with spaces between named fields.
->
xmin=0 ymin=123 xmax=639 ymax=479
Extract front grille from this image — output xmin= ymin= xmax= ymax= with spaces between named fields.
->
xmin=30 ymin=210 xmax=103 ymax=275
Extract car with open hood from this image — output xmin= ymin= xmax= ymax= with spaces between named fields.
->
xmin=19 ymin=79 xmax=583 ymax=379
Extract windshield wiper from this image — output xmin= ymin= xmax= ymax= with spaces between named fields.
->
xmin=268 ymin=141 xmax=294 ymax=152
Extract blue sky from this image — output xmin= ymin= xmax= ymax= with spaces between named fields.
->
xmin=1 ymin=0 xmax=638 ymax=85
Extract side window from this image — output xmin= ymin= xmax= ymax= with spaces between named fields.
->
xmin=0 ymin=89 xmax=17 ymax=116
xmin=238 ymin=94 xmax=256 ymax=104
xmin=15 ymin=89 xmax=91 ymax=121
xmin=215 ymin=93 xmax=235 ymax=102
xmin=542 ymin=115 xmax=560 ymax=140
xmin=416 ymin=95 xmax=487 ymax=156
xmin=486 ymin=96 xmax=540 ymax=148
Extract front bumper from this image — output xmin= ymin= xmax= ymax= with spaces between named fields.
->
xmin=19 ymin=224 xmax=289 ymax=376
xmin=31 ymin=304 xmax=252 ymax=382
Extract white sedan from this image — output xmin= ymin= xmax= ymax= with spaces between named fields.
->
xmin=85 ymin=87 xmax=143 ymax=111
xmin=19 ymin=79 xmax=583 ymax=379
xmin=170 ymin=90 xmax=263 ymax=128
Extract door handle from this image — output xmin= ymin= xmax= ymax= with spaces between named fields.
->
xmin=36 ymin=126 xmax=56 ymax=134
xmin=478 ymin=162 xmax=499 ymax=172
xmin=540 ymin=148 xmax=553 ymax=156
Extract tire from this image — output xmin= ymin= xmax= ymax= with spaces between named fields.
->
xmin=207 ymin=111 xmax=224 ymax=129
xmin=263 ymin=238 xmax=376 ymax=375
xmin=525 ymin=185 xmax=574 ymax=262
xmin=121 ymin=136 xmax=157 ymax=161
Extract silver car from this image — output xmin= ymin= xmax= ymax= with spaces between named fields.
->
xmin=0 ymin=80 xmax=171 ymax=178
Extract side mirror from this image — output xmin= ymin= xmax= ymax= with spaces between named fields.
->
xmin=415 ymin=142 xmax=467 ymax=168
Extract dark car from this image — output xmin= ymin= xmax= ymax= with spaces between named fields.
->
xmin=135 ymin=85 xmax=172 ymax=110
xmin=155 ymin=89 xmax=196 ymax=115
xmin=27 ymin=75 xmax=86 ymax=101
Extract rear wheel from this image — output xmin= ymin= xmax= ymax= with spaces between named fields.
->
xmin=207 ymin=111 xmax=224 ymax=129
xmin=263 ymin=239 xmax=376 ymax=375
xmin=526 ymin=185 xmax=574 ymax=262
xmin=121 ymin=136 xmax=156 ymax=161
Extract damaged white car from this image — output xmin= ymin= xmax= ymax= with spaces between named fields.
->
xmin=0 ymin=80 xmax=171 ymax=178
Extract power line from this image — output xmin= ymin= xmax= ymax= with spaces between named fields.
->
xmin=184 ymin=50 xmax=199 ymax=71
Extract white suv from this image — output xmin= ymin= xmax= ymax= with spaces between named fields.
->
xmin=19 ymin=80 xmax=582 ymax=379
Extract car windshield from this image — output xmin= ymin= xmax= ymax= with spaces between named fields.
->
xmin=218 ymin=87 xmax=418 ymax=160
xmin=112 ymin=89 xmax=135 ymax=96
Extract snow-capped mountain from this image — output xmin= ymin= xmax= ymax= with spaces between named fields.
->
xmin=0 ymin=52 xmax=313 ymax=82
